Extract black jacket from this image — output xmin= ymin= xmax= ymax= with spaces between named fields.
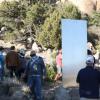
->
xmin=77 ymin=66 xmax=100 ymax=99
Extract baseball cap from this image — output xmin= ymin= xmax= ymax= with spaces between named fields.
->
xmin=86 ymin=55 xmax=94 ymax=64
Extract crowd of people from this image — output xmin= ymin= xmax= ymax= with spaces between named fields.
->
xmin=3 ymin=43 xmax=100 ymax=100
xmin=0 ymin=45 xmax=46 ymax=100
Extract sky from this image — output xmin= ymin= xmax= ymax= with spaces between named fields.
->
xmin=62 ymin=19 xmax=87 ymax=87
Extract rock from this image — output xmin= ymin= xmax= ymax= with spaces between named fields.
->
xmin=42 ymin=89 xmax=55 ymax=100
xmin=5 ymin=42 xmax=13 ymax=48
xmin=55 ymin=86 xmax=80 ymax=100
xmin=32 ymin=42 xmax=40 ymax=52
xmin=55 ymin=86 xmax=71 ymax=100
xmin=11 ymin=90 xmax=29 ymax=100
xmin=9 ymin=86 xmax=21 ymax=96
xmin=69 ymin=87 xmax=79 ymax=100
xmin=60 ymin=0 xmax=66 ymax=3
xmin=15 ymin=43 xmax=26 ymax=50
xmin=0 ymin=96 xmax=11 ymax=100
xmin=80 ymin=0 xmax=95 ymax=15
xmin=60 ymin=0 xmax=100 ymax=15
xmin=97 ymin=0 xmax=100 ymax=11
xmin=0 ymin=82 xmax=9 ymax=96
xmin=0 ymin=40 xmax=5 ymax=46
xmin=25 ymin=50 xmax=31 ymax=58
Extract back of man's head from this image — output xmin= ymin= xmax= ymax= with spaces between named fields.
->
xmin=0 ymin=46 xmax=4 ymax=51
xmin=30 ymin=50 xmax=36 ymax=57
xmin=10 ymin=46 xmax=15 ymax=50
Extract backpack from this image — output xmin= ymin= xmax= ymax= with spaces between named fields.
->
xmin=28 ymin=56 xmax=40 ymax=75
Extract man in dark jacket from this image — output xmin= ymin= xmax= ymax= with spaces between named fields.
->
xmin=6 ymin=46 xmax=20 ymax=78
xmin=76 ymin=55 xmax=100 ymax=100
xmin=24 ymin=50 xmax=46 ymax=100
xmin=18 ymin=49 xmax=27 ymax=80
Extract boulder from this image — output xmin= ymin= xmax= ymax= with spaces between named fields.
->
xmin=55 ymin=86 xmax=80 ymax=100
xmin=42 ymin=89 xmax=55 ymax=100
xmin=15 ymin=43 xmax=26 ymax=50
xmin=0 ymin=82 xmax=9 ymax=96
xmin=25 ymin=50 xmax=31 ymax=58
xmin=11 ymin=90 xmax=29 ymax=100
xmin=55 ymin=86 xmax=71 ymax=100
xmin=97 ymin=0 xmax=100 ymax=11
xmin=32 ymin=42 xmax=40 ymax=52
xmin=77 ymin=0 xmax=96 ymax=15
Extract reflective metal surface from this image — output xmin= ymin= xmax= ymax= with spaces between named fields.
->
xmin=62 ymin=19 xmax=87 ymax=88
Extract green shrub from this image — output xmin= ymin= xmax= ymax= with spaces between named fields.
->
xmin=3 ymin=32 xmax=16 ymax=42
xmin=46 ymin=64 xmax=56 ymax=81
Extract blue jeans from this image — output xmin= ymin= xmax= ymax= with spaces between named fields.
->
xmin=27 ymin=76 xmax=42 ymax=100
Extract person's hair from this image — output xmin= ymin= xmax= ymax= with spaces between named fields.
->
xmin=0 ymin=46 xmax=4 ymax=51
xmin=87 ymin=50 xmax=92 ymax=55
xmin=30 ymin=50 xmax=36 ymax=57
xmin=10 ymin=46 xmax=15 ymax=50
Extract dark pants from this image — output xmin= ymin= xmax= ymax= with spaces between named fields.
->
xmin=27 ymin=76 xmax=42 ymax=100
xmin=8 ymin=66 xmax=18 ymax=78
xmin=16 ymin=67 xmax=25 ymax=80
xmin=0 ymin=67 xmax=4 ymax=81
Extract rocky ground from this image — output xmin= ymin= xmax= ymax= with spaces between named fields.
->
xmin=0 ymin=77 xmax=81 ymax=100
xmin=0 ymin=77 xmax=60 ymax=100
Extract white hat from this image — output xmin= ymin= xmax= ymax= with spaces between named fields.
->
xmin=86 ymin=55 xmax=94 ymax=64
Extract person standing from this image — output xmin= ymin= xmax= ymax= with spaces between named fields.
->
xmin=0 ymin=46 xmax=5 ymax=81
xmin=23 ymin=50 xmax=46 ymax=100
xmin=54 ymin=49 xmax=62 ymax=81
xmin=76 ymin=55 xmax=100 ymax=100
xmin=6 ymin=46 xmax=20 ymax=78
xmin=17 ymin=49 xmax=27 ymax=80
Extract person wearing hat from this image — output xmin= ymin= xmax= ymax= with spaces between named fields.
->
xmin=76 ymin=55 xmax=100 ymax=100
xmin=17 ymin=49 xmax=27 ymax=80
xmin=23 ymin=50 xmax=46 ymax=100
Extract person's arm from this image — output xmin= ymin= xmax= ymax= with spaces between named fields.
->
xmin=97 ymin=70 xmax=100 ymax=84
xmin=40 ymin=57 xmax=46 ymax=77
xmin=22 ymin=60 xmax=30 ymax=78
xmin=76 ymin=71 xmax=80 ymax=83
xmin=5 ymin=54 xmax=8 ymax=67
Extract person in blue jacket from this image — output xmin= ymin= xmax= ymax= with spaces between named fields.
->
xmin=76 ymin=55 xmax=100 ymax=100
xmin=24 ymin=50 xmax=46 ymax=100
xmin=0 ymin=46 xmax=5 ymax=81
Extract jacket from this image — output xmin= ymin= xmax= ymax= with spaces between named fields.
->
xmin=77 ymin=66 xmax=100 ymax=99
xmin=6 ymin=50 xmax=19 ymax=69
xmin=25 ymin=55 xmax=46 ymax=77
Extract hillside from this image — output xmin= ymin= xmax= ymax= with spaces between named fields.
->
xmin=60 ymin=0 xmax=100 ymax=15
xmin=0 ymin=0 xmax=100 ymax=49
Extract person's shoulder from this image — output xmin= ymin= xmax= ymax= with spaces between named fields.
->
xmin=78 ymin=68 xmax=86 ymax=73
xmin=94 ymin=68 xmax=100 ymax=73
xmin=38 ymin=56 xmax=43 ymax=61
